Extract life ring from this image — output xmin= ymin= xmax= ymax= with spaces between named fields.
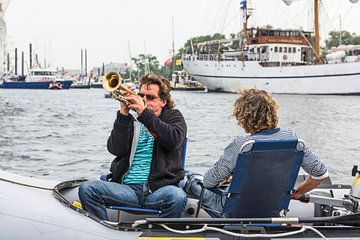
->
xmin=283 ymin=55 xmax=288 ymax=60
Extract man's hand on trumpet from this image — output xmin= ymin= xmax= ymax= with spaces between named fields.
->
xmin=118 ymin=85 xmax=140 ymax=116
xmin=125 ymin=93 xmax=146 ymax=115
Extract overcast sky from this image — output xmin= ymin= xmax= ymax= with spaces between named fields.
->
xmin=4 ymin=0 xmax=360 ymax=70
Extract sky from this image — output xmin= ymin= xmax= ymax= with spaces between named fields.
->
xmin=3 ymin=0 xmax=360 ymax=70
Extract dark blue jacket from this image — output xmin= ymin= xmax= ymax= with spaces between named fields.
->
xmin=108 ymin=106 xmax=187 ymax=192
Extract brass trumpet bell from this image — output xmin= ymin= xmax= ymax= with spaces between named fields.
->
xmin=102 ymin=71 xmax=137 ymax=105
xmin=102 ymin=71 xmax=122 ymax=92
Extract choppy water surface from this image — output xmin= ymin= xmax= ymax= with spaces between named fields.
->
xmin=0 ymin=89 xmax=359 ymax=184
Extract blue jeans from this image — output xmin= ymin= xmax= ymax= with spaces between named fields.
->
xmin=78 ymin=180 xmax=187 ymax=220
xmin=187 ymin=177 xmax=225 ymax=218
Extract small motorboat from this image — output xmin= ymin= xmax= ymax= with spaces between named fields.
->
xmin=0 ymin=166 xmax=359 ymax=239
xmin=48 ymin=82 xmax=63 ymax=90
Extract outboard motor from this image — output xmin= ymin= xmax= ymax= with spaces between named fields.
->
xmin=350 ymin=165 xmax=360 ymax=200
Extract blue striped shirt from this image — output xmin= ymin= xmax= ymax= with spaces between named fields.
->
xmin=123 ymin=124 xmax=154 ymax=184
xmin=203 ymin=128 xmax=328 ymax=188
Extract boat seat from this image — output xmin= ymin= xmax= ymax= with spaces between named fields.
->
xmin=100 ymin=137 xmax=188 ymax=217
xmin=197 ymin=138 xmax=305 ymax=218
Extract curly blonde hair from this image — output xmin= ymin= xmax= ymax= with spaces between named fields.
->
xmin=233 ymin=88 xmax=279 ymax=134
xmin=138 ymin=72 xmax=175 ymax=109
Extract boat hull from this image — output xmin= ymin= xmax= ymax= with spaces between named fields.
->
xmin=0 ymin=170 xmax=140 ymax=240
xmin=183 ymin=60 xmax=360 ymax=94
xmin=0 ymin=80 xmax=73 ymax=89
xmin=0 ymin=169 xmax=359 ymax=239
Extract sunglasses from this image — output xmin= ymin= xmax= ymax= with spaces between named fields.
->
xmin=138 ymin=93 xmax=160 ymax=100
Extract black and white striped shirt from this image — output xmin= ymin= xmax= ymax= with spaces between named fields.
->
xmin=203 ymin=128 xmax=328 ymax=188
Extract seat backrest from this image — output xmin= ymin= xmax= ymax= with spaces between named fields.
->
xmin=181 ymin=137 xmax=187 ymax=168
xmin=223 ymin=138 xmax=305 ymax=218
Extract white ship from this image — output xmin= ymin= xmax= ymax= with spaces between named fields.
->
xmin=182 ymin=0 xmax=360 ymax=94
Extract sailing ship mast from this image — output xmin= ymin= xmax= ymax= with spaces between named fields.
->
xmin=289 ymin=0 xmax=359 ymax=63
xmin=240 ymin=0 xmax=248 ymax=37
xmin=314 ymin=0 xmax=321 ymax=63
xmin=240 ymin=0 xmax=249 ymax=64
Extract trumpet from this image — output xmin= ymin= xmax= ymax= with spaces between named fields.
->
xmin=102 ymin=71 xmax=137 ymax=106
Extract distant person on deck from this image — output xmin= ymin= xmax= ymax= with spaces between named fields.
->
xmin=186 ymin=88 xmax=328 ymax=218
xmin=79 ymin=72 xmax=187 ymax=220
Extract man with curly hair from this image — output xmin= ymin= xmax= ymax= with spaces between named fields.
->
xmin=188 ymin=88 xmax=328 ymax=218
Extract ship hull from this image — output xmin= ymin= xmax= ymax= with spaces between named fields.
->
xmin=0 ymin=80 xmax=73 ymax=89
xmin=183 ymin=60 xmax=360 ymax=94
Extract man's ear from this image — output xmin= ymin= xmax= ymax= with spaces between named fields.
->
xmin=160 ymin=100 xmax=167 ymax=108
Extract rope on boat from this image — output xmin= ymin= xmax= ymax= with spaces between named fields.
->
xmin=0 ymin=176 xmax=54 ymax=190
xmin=157 ymin=223 xmax=328 ymax=239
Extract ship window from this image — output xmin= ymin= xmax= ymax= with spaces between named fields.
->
xmin=297 ymin=48 xmax=300 ymax=52
xmin=284 ymin=47 xmax=287 ymax=53
xmin=260 ymin=30 xmax=269 ymax=36
xmin=274 ymin=47 xmax=278 ymax=52
xmin=289 ymin=47 xmax=292 ymax=53
xmin=279 ymin=47 xmax=282 ymax=53
xmin=270 ymin=48 xmax=273 ymax=51
xmin=293 ymin=47 xmax=296 ymax=52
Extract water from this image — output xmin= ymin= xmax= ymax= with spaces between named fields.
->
xmin=0 ymin=89 xmax=359 ymax=184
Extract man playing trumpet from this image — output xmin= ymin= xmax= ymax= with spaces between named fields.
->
xmin=79 ymin=72 xmax=187 ymax=220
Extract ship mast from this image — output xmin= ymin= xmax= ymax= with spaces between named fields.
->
xmin=240 ymin=0 xmax=250 ymax=65
xmin=314 ymin=0 xmax=321 ymax=63
xmin=240 ymin=0 xmax=248 ymax=38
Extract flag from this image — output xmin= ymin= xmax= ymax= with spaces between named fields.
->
xmin=164 ymin=58 xmax=171 ymax=66
xmin=240 ymin=0 xmax=247 ymax=23
xmin=240 ymin=0 xmax=246 ymax=10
